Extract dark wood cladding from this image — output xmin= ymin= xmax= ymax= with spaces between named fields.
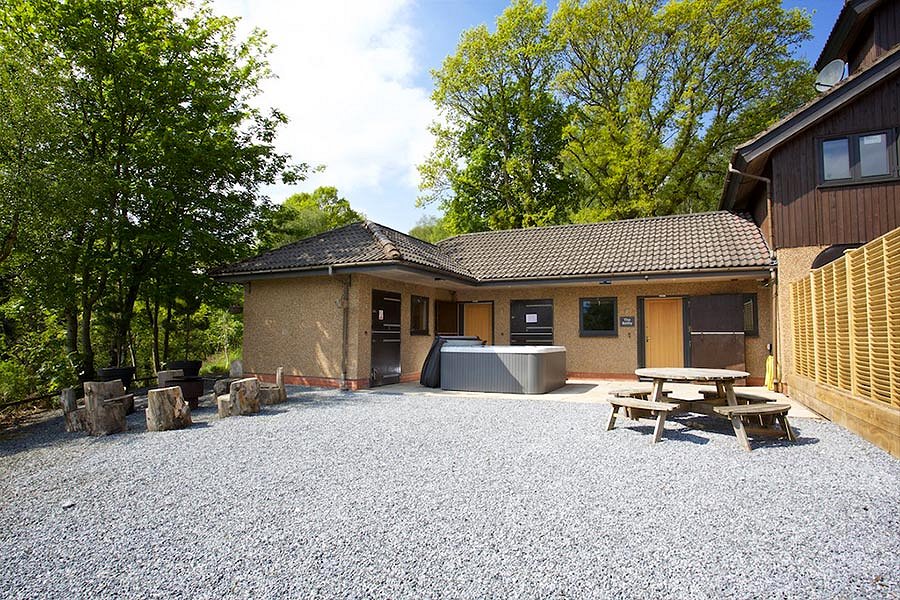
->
xmin=850 ymin=1 xmax=900 ymax=73
xmin=770 ymin=75 xmax=900 ymax=249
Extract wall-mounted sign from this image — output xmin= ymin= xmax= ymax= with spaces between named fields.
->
xmin=525 ymin=313 xmax=538 ymax=323
xmin=620 ymin=316 xmax=635 ymax=327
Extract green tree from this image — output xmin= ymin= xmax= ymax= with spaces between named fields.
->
xmin=418 ymin=0 xmax=579 ymax=233
xmin=0 ymin=0 xmax=302 ymax=380
xmin=409 ymin=215 xmax=452 ymax=243
xmin=553 ymin=0 xmax=815 ymax=219
xmin=260 ymin=186 xmax=363 ymax=249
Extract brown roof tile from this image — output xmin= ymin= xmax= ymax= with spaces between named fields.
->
xmin=213 ymin=211 xmax=772 ymax=281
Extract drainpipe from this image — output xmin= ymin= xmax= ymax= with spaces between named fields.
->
xmin=329 ymin=266 xmax=351 ymax=390
xmin=728 ymin=165 xmax=780 ymax=388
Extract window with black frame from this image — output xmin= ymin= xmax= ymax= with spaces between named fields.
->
xmin=580 ymin=297 xmax=617 ymax=336
xmin=410 ymin=295 xmax=429 ymax=335
xmin=820 ymin=129 xmax=897 ymax=184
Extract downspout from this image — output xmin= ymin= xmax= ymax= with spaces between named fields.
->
xmin=728 ymin=165 xmax=780 ymax=389
xmin=329 ymin=266 xmax=351 ymax=390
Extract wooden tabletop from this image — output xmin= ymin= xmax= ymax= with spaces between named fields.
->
xmin=634 ymin=367 xmax=750 ymax=382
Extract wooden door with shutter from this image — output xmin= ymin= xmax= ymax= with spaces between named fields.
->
xmin=463 ymin=303 xmax=493 ymax=345
xmin=644 ymin=298 xmax=684 ymax=368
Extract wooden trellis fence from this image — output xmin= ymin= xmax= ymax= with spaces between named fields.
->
xmin=790 ymin=227 xmax=900 ymax=409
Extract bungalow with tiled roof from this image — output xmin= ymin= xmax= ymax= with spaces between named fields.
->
xmin=212 ymin=211 xmax=775 ymax=389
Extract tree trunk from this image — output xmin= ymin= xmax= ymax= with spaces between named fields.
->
xmin=146 ymin=386 xmax=192 ymax=432
xmin=146 ymin=292 xmax=161 ymax=374
xmin=64 ymin=307 xmax=78 ymax=359
xmin=162 ymin=301 xmax=172 ymax=366
xmin=80 ymin=303 xmax=95 ymax=380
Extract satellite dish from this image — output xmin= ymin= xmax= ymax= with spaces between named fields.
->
xmin=815 ymin=59 xmax=847 ymax=92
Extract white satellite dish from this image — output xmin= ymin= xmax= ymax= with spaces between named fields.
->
xmin=815 ymin=59 xmax=848 ymax=92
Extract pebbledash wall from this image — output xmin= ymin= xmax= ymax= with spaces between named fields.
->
xmin=243 ymin=273 xmax=771 ymax=388
xmin=773 ymin=246 xmax=828 ymax=392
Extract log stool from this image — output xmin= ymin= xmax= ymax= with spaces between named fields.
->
xmin=146 ymin=386 xmax=193 ymax=431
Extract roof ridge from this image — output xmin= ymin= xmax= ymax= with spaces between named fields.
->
xmin=438 ymin=210 xmax=737 ymax=243
xmin=363 ymin=220 xmax=401 ymax=260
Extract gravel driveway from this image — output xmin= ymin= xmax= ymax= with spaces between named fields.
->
xmin=1 ymin=387 xmax=898 ymax=599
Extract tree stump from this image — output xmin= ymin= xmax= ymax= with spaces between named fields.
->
xmin=218 ymin=377 xmax=260 ymax=418
xmin=83 ymin=381 xmax=129 ymax=436
xmin=260 ymin=367 xmax=287 ymax=405
xmin=157 ymin=369 xmax=184 ymax=389
xmin=146 ymin=387 xmax=192 ymax=432
xmin=229 ymin=359 xmax=243 ymax=378
xmin=60 ymin=388 xmax=87 ymax=433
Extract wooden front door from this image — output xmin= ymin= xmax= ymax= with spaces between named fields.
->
xmin=463 ymin=303 xmax=493 ymax=345
xmin=644 ymin=298 xmax=684 ymax=368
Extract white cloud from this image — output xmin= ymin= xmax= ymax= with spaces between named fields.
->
xmin=211 ymin=0 xmax=437 ymax=221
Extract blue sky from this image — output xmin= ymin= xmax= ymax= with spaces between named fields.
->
xmin=214 ymin=1 xmax=844 ymax=233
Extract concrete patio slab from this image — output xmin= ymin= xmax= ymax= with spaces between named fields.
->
xmin=364 ymin=378 xmax=824 ymax=419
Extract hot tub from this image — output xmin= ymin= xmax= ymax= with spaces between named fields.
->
xmin=440 ymin=345 xmax=566 ymax=394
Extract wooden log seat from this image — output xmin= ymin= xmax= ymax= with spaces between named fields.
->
xmin=259 ymin=367 xmax=287 ymax=406
xmin=606 ymin=397 xmax=681 ymax=444
xmin=146 ymin=386 xmax=193 ymax=432
xmin=217 ymin=377 xmax=261 ymax=418
xmin=713 ymin=403 xmax=796 ymax=452
xmin=82 ymin=380 xmax=134 ymax=436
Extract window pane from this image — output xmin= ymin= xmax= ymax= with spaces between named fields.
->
xmin=411 ymin=296 xmax=428 ymax=333
xmin=859 ymin=133 xmax=889 ymax=177
xmin=743 ymin=296 xmax=755 ymax=333
xmin=581 ymin=298 xmax=615 ymax=333
xmin=822 ymin=138 xmax=850 ymax=180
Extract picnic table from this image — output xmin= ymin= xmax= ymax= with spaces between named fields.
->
xmin=621 ymin=367 xmax=792 ymax=451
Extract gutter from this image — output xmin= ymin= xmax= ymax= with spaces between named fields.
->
xmin=329 ymin=266 xmax=351 ymax=391
xmin=727 ymin=165 xmax=781 ymax=389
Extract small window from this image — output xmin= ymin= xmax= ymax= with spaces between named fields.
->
xmin=859 ymin=133 xmax=889 ymax=177
xmin=819 ymin=130 xmax=897 ymax=184
xmin=580 ymin=297 xmax=617 ymax=336
xmin=410 ymin=295 xmax=429 ymax=335
xmin=743 ymin=294 xmax=758 ymax=337
xmin=822 ymin=138 xmax=851 ymax=181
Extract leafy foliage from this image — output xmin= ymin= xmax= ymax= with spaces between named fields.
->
xmin=0 ymin=0 xmax=300 ymax=398
xmin=259 ymin=187 xmax=363 ymax=250
xmin=418 ymin=0 xmax=580 ymax=232
xmin=420 ymin=0 xmax=815 ymax=230
xmin=408 ymin=215 xmax=453 ymax=243
xmin=555 ymin=0 xmax=814 ymax=219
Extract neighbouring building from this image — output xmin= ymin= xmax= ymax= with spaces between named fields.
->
xmin=720 ymin=0 xmax=900 ymax=393
xmin=213 ymin=213 xmax=774 ymax=389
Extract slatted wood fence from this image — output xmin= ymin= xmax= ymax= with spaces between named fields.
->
xmin=790 ymin=227 xmax=900 ymax=456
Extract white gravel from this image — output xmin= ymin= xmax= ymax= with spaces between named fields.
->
xmin=1 ymin=387 xmax=898 ymax=599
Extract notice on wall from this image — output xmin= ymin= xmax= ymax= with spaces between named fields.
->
xmin=620 ymin=316 xmax=635 ymax=327
xmin=525 ymin=313 xmax=538 ymax=323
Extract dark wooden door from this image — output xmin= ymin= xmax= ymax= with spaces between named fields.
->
xmin=510 ymin=299 xmax=553 ymax=345
xmin=371 ymin=289 xmax=401 ymax=386
xmin=435 ymin=301 xmax=460 ymax=336
xmin=688 ymin=294 xmax=745 ymax=371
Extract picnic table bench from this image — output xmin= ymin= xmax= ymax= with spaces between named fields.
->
xmin=606 ymin=397 xmax=680 ymax=444
xmin=714 ymin=403 xmax=795 ymax=451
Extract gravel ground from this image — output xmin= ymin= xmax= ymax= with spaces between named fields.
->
xmin=1 ymin=387 xmax=898 ymax=599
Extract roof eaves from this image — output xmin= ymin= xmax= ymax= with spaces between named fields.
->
xmin=720 ymin=44 xmax=900 ymax=209
xmin=815 ymin=0 xmax=882 ymax=71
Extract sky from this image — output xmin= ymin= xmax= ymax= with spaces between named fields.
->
xmin=211 ymin=0 xmax=845 ymax=233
